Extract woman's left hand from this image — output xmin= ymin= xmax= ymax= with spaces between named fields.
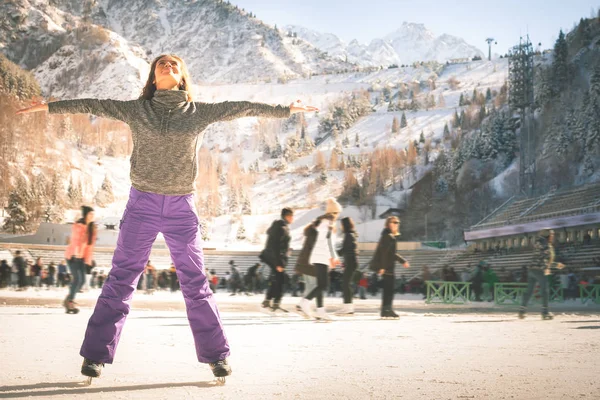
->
xmin=290 ymin=100 xmax=319 ymax=114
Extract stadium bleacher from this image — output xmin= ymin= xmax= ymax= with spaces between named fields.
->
xmin=471 ymin=183 xmax=600 ymax=230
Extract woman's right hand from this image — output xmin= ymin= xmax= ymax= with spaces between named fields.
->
xmin=16 ymin=101 xmax=48 ymax=115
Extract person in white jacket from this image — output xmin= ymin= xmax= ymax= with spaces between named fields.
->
xmin=298 ymin=198 xmax=342 ymax=321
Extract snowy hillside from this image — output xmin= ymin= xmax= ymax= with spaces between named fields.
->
xmin=285 ymin=22 xmax=485 ymax=67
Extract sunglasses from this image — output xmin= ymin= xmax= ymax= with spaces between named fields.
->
xmin=390 ymin=221 xmax=399 ymax=225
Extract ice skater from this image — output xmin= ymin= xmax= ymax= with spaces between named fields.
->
xmin=296 ymin=198 xmax=342 ymax=321
xmin=519 ymin=229 xmax=565 ymax=320
xmin=369 ymin=216 xmax=409 ymax=319
xmin=63 ymin=206 xmax=97 ymax=314
xmin=335 ymin=217 xmax=359 ymax=316
xmin=17 ymin=53 xmax=318 ymax=381
xmin=260 ymin=208 xmax=293 ymax=312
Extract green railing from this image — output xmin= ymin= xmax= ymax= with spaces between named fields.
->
xmin=579 ymin=284 xmax=600 ymax=304
xmin=494 ymin=283 xmax=564 ymax=305
xmin=425 ymin=281 xmax=471 ymax=304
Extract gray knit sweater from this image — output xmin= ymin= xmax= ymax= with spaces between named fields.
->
xmin=49 ymin=90 xmax=291 ymax=195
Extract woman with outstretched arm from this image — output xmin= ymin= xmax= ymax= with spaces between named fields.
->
xmin=17 ymin=54 xmax=318 ymax=381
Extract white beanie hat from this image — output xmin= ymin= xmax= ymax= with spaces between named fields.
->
xmin=325 ymin=197 xmax=342 ymax=214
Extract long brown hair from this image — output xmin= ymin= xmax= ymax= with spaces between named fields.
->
xmin=140 ymin=54 xmax=193 ymax=102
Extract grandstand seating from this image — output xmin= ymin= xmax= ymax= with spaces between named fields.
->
xmin=478 ymin=198 xmax=538 ymax=226
xmin=471 ymin=183 xmax=600 ymax=230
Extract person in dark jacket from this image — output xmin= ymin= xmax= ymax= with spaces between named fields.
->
xmin=336 ymin=217 xmax=359 ymax=315
xmin=370 ymin=216 xmax=409 ymax=319
xmin=0 ymin=259 xmax=9 ymax=288
xmin=519 ymin=229 xmax=565 ymax=320
xmin=12 ymin=250 xmax=27 ymax=290
xmin=260 ymin=208 xmax=293 ymax=312
xmin=471 ymin=261 xmax=485 ymax=301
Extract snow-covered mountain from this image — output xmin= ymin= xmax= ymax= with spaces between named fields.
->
xmin=285 ymin=22 xmax=485 ymax=66
xmin=0 ymin=0 xmax=352 ymax=99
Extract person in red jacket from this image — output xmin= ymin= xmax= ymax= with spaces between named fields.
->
xmin=64 ymin=206 xmax=97 ymax=313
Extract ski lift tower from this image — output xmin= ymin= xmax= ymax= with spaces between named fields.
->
xmin=508 ymin=35 xmax=535 ymax=195
xmin=485 ymin=38 xmax=496 ymax=61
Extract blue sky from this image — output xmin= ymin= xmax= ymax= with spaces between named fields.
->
xmin=230 ymin=0 xmax=599 ymax=54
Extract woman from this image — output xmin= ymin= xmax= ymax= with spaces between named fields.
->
xmin=336 ymin=217 xmax=358 ymax=315
xmin=369 ymin=216 xmax=409 ymax=319
xmin=296 ymin=198 xmax=342 ymax=321
xmin=64 ymin=206 xmax=97 ymax=314
xmin=17 ymin=53 xmax=317 ymax=380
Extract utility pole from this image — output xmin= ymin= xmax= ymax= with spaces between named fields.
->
xmin=485 ymin=38 xmax=497 ymax=61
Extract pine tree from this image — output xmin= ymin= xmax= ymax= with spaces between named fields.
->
xmin=67 ymin=177 xmax=83 ymax=207
xmin=391 ymin=116 xmax=400 ymax=135
xmin=586 ymin=94 xmax=600 ymax=151
xmin=452 ymin=110 xmax=461 ymax=128
xmin=479 ymin=104 xmax=487 ymax=125
xmin=553 ymin=30 xmax=569 ymax=90
xmin=400 ymin=112 xmax=408 ymax=128
xmin=3 ymin=187 xmax=28 ymax=233
xmin=94 ymin=174 xmax=115 ymax=207
xmin=485 ymin=88 xmax=492 ymax=102
xmin=319 ymin=170 xmax=328 ymax=185
xmin=460 ymin=110 xmax=468 ymax=131
xmin=236 ymin=220 xmax=247 ymax=240
xmin=419 ymin=131 xmax=426 ymax=143
xmin=228 ymin=189 xmax=239 ymax=213
xmin=342 ymin=134 xmax=350 ymax=148
xmin=459 ymin=93 xmax=465 ymax=106
xmin=591 ymin=65 xmax=600 ymax=100
xmin=471 ymin=89 xmax=478 ymax=104
xmin=410 ymin=98 xmax=420 ymax=111
xmin=241 ymin=193 xmax=252 ymax=215
xmin=443 ymin=123 xmax=450 ymax=139
xmin=200 ymin=219 xmax=211 ymax=241
xmin=354 ymin=132 xmax=360 ymax=147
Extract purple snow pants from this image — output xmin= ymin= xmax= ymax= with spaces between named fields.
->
xmin=80 ymin=187 xmax=230 ymax=364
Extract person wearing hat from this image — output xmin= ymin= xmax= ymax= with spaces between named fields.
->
xmin=519 ymin=229 xmax=565 ymax=320
xmin=260 ymin=207 xmax=293 ymax=312
xmin=296 ymin=198 xmax=342 ymax=321
xmin=64 ymin=206 xmax=97 ymax=313
xmin=369 ymin=216 xmax=409 ymax=319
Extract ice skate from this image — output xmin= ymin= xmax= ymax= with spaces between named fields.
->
xmin=271 ymin=302 xmax=289 ymax=314
xmin=65 ymin=300 xmax=80 ymax=314
xmin=315 ymin=307 xmax=332 ymax=322
xmin=260 ymin=299 xmax=272 ymax=314
xmin=81 ymin=358 xmax=104 ymax=384
xmin=335 ymin=303 xmax=354 ymax=316
xmin=209 ymin=359 xmax=231 ymax=384
xmin=380 ymin=308 xmax=399 ymax=320
xmin=296 ymin=298 xmax=313 ymax=319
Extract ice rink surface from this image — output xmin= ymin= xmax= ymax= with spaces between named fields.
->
xmin=0 ymin=291 xmax=599 ymax=399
